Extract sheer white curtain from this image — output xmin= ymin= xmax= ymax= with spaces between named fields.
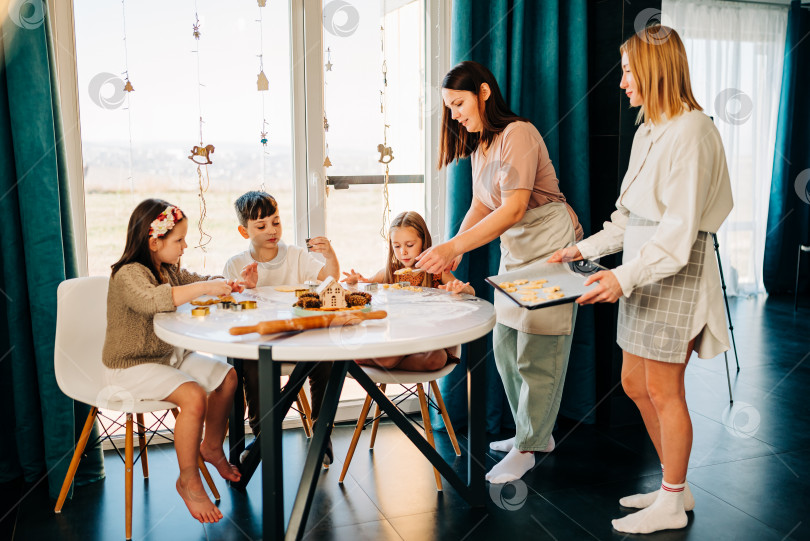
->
xmin=662 ymin=0 xmax=788 ymax=295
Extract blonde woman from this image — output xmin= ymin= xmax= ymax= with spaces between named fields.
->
xmin=550 ymin=26 xmax=733 ymax=534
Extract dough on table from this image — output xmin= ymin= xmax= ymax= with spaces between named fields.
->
xmin=275 ymin=285 xmax=305 ymax=292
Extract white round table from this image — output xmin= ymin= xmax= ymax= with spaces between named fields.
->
xmin=154 ymin=285 xmax=495 ymax=361
xmin=153 ymin=285 xmax=495 ymax=540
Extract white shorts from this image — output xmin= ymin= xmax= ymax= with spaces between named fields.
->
xmin=103 ymin=350 xmax=232 ymax=403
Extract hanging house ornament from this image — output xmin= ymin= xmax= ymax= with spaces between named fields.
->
xmin=257 ymin=0 xmax=266 ymax=6
xmin=257 ymin=70 xmax=269 ymax=91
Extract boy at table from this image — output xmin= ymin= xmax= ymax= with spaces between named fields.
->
xmin=223 ymin=190 xmax=340 ymax=466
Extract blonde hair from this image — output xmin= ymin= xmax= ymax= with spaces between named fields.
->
xmin=384 ymin=211 xmax=434 ymax=287
xmin=620 ymin=25 xmax=701 ymax=125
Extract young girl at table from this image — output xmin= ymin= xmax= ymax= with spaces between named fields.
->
xmin=342 ymin=211 xmax=474 ymax=371
xmin=103 ymin=198 xmax=244 ymax=524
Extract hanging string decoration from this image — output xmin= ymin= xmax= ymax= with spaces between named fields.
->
xmin=323 ymin=47 xmax=333 ymax=173
xmin=188 ymin=7 xmax=212 ymax=252
xmin=256 ymin=0 xmax=269 ymax=191
xmin=378 ymin=21 xmax=395 ymax=239
xmin=121 ymin=0 xmax=135 ymax=193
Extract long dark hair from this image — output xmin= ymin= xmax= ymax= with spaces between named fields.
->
xmin=384 ymin=211 xmax=433 ymax=287
xmin=438 ymin=61 xmax=527 ymax=168
xmin=111 ymin=198 xmax=185 ymax=283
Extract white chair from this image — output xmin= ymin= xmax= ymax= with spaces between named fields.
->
xmin=52 ymin=276 xmax=221 ymax=540
xmin=338 ymin=360 xmax=462 ymax=491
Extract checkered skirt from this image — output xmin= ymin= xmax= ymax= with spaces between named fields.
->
xmin=616 ymin=215 xmax=708 ymax=363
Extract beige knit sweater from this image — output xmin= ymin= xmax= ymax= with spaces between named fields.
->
xmin=102 ymin=262 xmax=215 ymax=369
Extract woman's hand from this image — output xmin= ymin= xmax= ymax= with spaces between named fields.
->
xmin=240 ymin=262 xmax=259 ymax=289
xmin=439 ymin=279 xmax=471 ymax=295
xmin=415 ymin=241 xmax=460 ymax=274
xmin=547 ymin=246 xmax=583 ymax=263
xmin=342 ymin=269 xmax=369 ymax=285
xmin=205 ymin=279 xmax=233 ymax=297
xmin=576 ymin=270 xmax=623 ymax=305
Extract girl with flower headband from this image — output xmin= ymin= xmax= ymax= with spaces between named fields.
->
xmin=103 ymin=198 xmax=244 ymax=524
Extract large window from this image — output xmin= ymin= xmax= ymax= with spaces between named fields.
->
xmin=322 ymin=0 xmax=427 ymax=276
xmin=662 ymin=0 xmax=788 ymax=294
xmin=69 ymin=0 xmax=448 ymax=430
xmin=74 ymin=0 xmax=295 ymax=277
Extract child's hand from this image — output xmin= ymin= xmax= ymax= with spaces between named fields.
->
xmin=240 ymin=262 xmax=259 ymax=289
xmin=308 ymin=237 xmax=335 ymax=258
xmin=226 ymin=279 xmax=245 ymax=294
xmin=342 ymin=269 xmax=369 ymax=285
xmin=439 ymin=279 xmax=471 ymax=295
xmin=206 ymin=279 xmax=233 ymax=297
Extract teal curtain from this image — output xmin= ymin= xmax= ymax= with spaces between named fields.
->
xmin=0 ymin=3 xmax=104 ymax=498
xmin=434 ymin=0 xmax=596 ymax=432
xmin=764 ymin=0 xmax=810 ymax=293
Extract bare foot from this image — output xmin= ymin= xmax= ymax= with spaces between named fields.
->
xmin=200 ymin=444 xmax=242 ymax=482
xmin=176 ymin=475 xmax=223 ymax=523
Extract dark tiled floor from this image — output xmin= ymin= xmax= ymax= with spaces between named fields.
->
xmin=4 ymin=295 xmax=809 ymax=540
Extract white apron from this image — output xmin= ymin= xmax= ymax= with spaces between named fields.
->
xmin=496 ymin=202 xmax=576 ymax=335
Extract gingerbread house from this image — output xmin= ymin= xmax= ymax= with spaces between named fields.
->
xmin=316 ymin=276 xmax=347 ymax=309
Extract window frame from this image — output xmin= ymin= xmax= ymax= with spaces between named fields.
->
xmin=57 ymin=0 xmax=450 ymax=272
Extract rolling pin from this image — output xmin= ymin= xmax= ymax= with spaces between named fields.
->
xmin=229 ymin=310 xmax=388 ymax=336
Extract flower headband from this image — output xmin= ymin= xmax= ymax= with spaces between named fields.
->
xmin=149 ymin=206 xmax=184 ymax=239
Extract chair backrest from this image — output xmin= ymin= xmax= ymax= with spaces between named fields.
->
xmin=54 ymin=276 xmax=111 ymax=406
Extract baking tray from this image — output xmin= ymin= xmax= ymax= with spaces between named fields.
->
xmin=486 ymin=259 xmax=607 ymax=309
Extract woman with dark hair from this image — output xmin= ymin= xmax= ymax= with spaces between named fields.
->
xmin=417 ymin=60 xmax=583 ymax=484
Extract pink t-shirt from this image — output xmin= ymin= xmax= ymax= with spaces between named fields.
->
xmin=471 ymin=121 xmax=583 ymax=240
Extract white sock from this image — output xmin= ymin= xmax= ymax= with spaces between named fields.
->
xmin=612 ymin=481 xmax=689 ymax=534
xmin=619 ymin=465 xmax=695 ymax=511
xmin=485 ymin=448 xmax=535 ymax=484
xmin=489 ymin=434 xmax=555 ymax=453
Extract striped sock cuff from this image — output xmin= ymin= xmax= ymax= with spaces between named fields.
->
xmin=661 ymin=481 xmax=685 ymax=493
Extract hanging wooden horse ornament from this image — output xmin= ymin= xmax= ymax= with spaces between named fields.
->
xmin=377 ymin=143 xmax=394 ymax=164
xmin=189 ymin=144 xmax=215 ymax=165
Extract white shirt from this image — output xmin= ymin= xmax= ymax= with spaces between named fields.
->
xmin=577 ymin=109 xmax=733 ymax=296
xmin=222 ymin=241 xmax=324 ymax=287
xmin=577 ymin=109 xmax=733 ymax=359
